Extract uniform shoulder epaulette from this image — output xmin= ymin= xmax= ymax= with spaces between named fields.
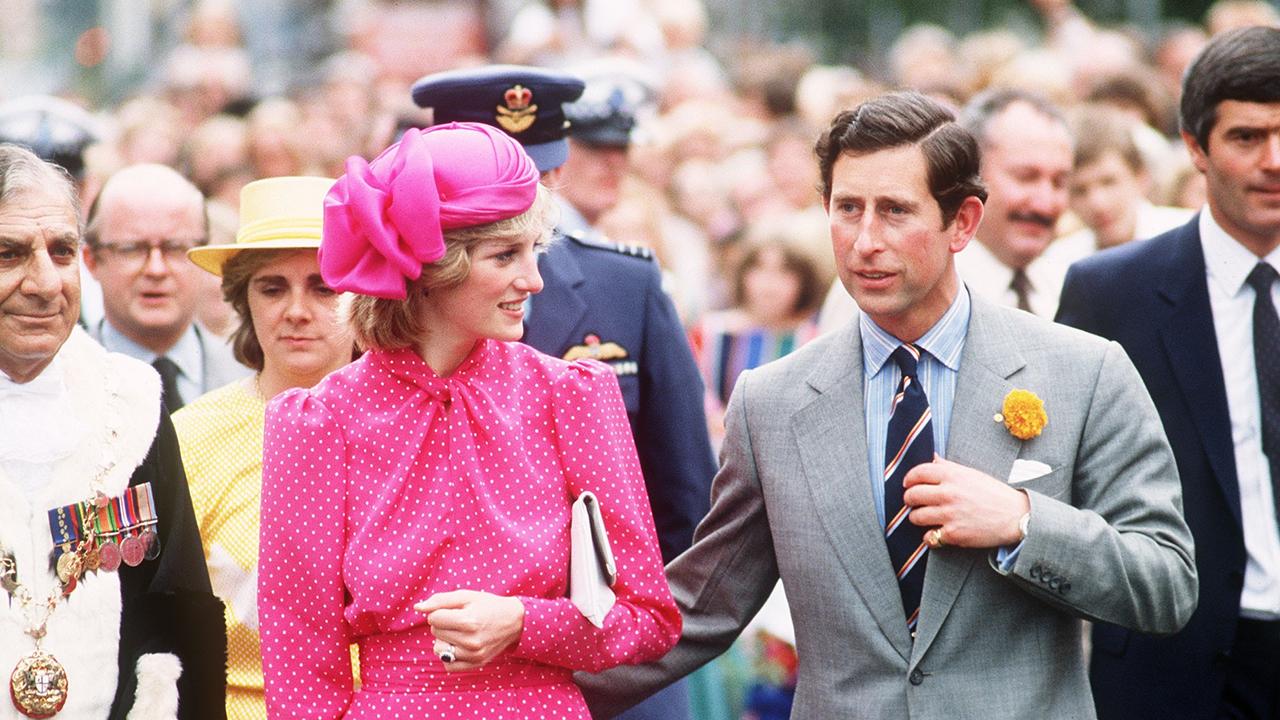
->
xmin=563 ymin=228 xmax=654 ymax=261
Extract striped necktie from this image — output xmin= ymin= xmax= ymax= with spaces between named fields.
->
xmin=884 ymin=344 xmax=934 ymax=634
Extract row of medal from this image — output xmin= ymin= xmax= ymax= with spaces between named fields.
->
xmin=6 ymin=483 xmax=162 ymax=719
xmin=48 ymin=483 xmax=160 ymax=593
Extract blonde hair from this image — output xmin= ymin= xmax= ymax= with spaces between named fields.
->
xmin=347 ymin=185 xmax=554 ymax=351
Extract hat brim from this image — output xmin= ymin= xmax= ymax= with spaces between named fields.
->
xmin=522 ymin=139 xmax=568 ymax=173
xmin=571 ymin=131 xmax=631 ymax=148
xmin=187 ymin=238 xmax=321 ymax=276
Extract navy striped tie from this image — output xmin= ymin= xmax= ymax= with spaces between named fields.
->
xmin=884 ymin=344 xmax=934 ymax=633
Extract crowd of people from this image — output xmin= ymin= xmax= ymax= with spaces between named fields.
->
xmin=0 ymin=0 xmax=1278 ymax=718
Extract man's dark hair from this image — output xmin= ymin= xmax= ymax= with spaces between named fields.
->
xmin=815 ymin=91 xmax=987 ymax=227
xmin=1180 ymin=26 xmax=1280 ymax=151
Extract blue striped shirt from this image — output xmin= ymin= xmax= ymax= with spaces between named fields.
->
xmin=862 ymin=287 xmax=971 ymax=528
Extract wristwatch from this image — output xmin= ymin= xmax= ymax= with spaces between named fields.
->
xmin=1017 ymin=512 xmax=1031 ymax=542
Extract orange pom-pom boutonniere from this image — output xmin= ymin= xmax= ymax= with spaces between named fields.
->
xmin=999 ymin=389 xmax=1047 ymax=440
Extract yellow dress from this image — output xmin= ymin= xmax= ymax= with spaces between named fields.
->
xmin=173 ymin=379 xmax=268 ymax=720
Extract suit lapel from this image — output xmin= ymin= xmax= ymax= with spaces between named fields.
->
xmin=792 ymin=321 xmax=914 ymax=661
xmin=1155 ymin=222 xmax=1242 ymax=525
xmin=912 ymin=296 xmax=1026 ymax=659
xmin=524 ymin=234 xmax=589 ymax=356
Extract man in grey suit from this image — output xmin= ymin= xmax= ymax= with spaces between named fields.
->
xmin=580 ymin=91 xmax=1197 ymax=718
xmin=83 ymin=164 xmax=248 ymax=410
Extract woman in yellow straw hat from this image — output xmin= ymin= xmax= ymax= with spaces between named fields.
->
xmin=173 ymin=175 xmax=357 ymax=720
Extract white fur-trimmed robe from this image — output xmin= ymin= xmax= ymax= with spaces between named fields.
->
xmin=0 ymin=328 xmax=226 ymax=720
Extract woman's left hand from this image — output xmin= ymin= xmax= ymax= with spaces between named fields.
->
xmin=414 ymin=590 xmax=526 ymax=671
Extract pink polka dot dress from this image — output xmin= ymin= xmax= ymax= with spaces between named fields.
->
xmin=258 ymin=339 xmax=681 ymax=718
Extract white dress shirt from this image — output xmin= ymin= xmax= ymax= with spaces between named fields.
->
xmin=954 ymin=239 xmax=1064 ymax=320
xmin=1201 ymin=208 xmax=1280 ymax=619
xmin=0 ymin=353 xmax=87 ymax=498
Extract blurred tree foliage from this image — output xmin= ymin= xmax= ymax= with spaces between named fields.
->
xmin=707 ymin=0 xmax=1219 ymax=78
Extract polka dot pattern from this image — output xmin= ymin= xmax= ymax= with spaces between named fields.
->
xmin=258 ymin=339 xmax=681 ymax=718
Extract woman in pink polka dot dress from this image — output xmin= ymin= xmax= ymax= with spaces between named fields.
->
xmin=257 ymin=123 xmax=681 ymax=719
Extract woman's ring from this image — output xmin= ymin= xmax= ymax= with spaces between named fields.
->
xmin=438 ymin=643 xmax=457 ymax=663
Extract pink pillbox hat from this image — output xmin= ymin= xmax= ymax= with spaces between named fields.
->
xmin=319 ymin=122 xmax=540 ymax=299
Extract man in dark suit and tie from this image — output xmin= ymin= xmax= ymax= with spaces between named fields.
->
xmin=1057 ymin=26 xmax=1280 ymax=719
xmin=82 ymin=164 xmax=249 ymax=411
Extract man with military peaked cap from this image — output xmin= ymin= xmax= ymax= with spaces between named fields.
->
xmin=411 ymin=65 xmax=586 ymax=171
xmin=556 ymin=69 xmax=649 ymax=236
xmin=413 ymin=65 xmax=714 ymax=720
xmin=0 ymin=95 xmax=99 ymax=182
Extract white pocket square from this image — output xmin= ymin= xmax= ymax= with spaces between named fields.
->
xmin=1008 ymin=459 xmax=1052 ymax=484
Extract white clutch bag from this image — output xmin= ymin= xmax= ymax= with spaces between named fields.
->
xmin=570 ymin=491 xmax=618 ymax=628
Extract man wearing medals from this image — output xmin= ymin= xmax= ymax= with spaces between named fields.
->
xmin=0 ymin=144 xmax=226 ymax=719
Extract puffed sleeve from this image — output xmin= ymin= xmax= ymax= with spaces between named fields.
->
xmin=259 ymin=389 xmax=352 ymax=719
xmin=507 ymin=360 xmax=682 ymax=673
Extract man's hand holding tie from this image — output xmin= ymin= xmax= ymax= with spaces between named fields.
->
xmin=903 ymin=456 xmax=1030 ymax=548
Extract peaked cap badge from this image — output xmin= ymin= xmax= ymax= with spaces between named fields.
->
xmin=496 ymin=84 xmax=538 ymax=134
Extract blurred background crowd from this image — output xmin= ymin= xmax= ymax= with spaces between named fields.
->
xmin=2 ymin=0 xmax=1276 ymax=718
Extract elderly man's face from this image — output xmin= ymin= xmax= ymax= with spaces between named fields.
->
xmin=0 ymin=186 xmax=81 ymax=382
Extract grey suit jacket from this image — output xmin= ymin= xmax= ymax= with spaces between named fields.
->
xmin=192 ymin=324 xmax=250 ymax=394
xmin=88 ymin=320 xmax=250 ymax=399
xmin=581 ymin=294 xmax=1196 ymax=718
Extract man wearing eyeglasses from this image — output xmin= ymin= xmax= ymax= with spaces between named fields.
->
xmin=82 ymin=164 xmax=248 ymax=411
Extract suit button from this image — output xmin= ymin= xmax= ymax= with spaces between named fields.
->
xmin=1048 ymin=576 xmax=1060 ymax=590
xmin=1059 ymin=581 xmax=1071 ymax=594
xmin=1030 ymin=565 xmax=1042 ymax=579
xmin=909 ymin=668 xmax=924 ymax=685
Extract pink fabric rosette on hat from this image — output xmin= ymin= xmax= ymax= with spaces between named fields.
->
xmin=320 ymin=122 xmax=540 ymax=299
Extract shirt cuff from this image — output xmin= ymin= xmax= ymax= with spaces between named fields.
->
xmin=995 ymin=538 xmax=1026 ymax=572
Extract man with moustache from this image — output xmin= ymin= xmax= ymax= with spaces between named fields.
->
xmin=953 ymin=89 xmax=1073 ymax=318
xmin=1058 ymin=26 xmax=1280 ymax=719
xmin=83 ymin=164 xmax=248 ymax=411
xmin=579 ymin=91 xmax=1195 ymax=718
